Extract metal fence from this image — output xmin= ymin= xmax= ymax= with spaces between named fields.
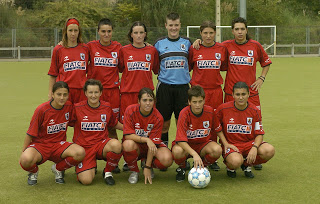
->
xmin=0 ymin=26 xmax=319 ymax=59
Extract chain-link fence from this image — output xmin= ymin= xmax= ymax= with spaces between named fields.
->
xmin=0 ymin=26 xmax=319 ymax=59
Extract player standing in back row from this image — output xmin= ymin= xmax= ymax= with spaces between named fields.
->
xmin=154 ymin=12 xmax=192 ymax=148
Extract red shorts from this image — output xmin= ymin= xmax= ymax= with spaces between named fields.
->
xmin=203 ymin=87 xmax=223 ymax=111
xmin=120 ymin=92 xmax=139 ymax=123
xmin=137 ymin=142 xmax=168 ymax=160
xmin=75 ymin=138 xmax=111 ymax=174
xmin=101 ymin=88 xmax=120 ymax=118
xmin=69 ymin=88 xmax=86 ymax=104
xmin=172 ymin=140 xmax=212 ymax=156
xmin=224 ymin=93 xmax=261 ymax=115
xmin=222 ymin=141 xmax=266 ymax=159
xmin=27 ymin=141 xmax=73 ymax=164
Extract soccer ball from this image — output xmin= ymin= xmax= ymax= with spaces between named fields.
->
xmin=188 ymin=167 xmax=211 ymax=188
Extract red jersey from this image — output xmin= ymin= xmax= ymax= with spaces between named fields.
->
xmin=215 ymin=101 xmax=265 ymax=144
xmin=72 ymin=100 xmax=118 ymax=147
xmin=222 ymin=39 xmax=272 ymax=96
xmin=118 ymin=44 xmax=159 ymax=93
xmin=87 ymin=40 xmax=122 ymax=88
xmin=27 ymin=101 xmax=73 ymax=144
xmin=123 ymin=104 xmax=163 ymax=145
xmin=48 ymin=43 xmax=89 ymax=88
xmin=175 ymin=105 xmax=222 ymax=144
xmin=189 ymin=43 xmax=228 ymax=89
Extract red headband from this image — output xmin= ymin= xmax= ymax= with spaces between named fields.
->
xmin=66 ymin=18 xmax=79 ymax=27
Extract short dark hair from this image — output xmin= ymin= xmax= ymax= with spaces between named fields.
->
xmin=83 ymin=79 xmax=103 ymax=92
xmin=231 ymin=17 xmax=250 ymax=40
xmin=166 ymin=12 xmax=180 ymax=21
xmin=232 ymin=81 xmax=249 ymax=93
xmin=52 ymin=81 xmax=69 ymax=93
xmin=98 ymin=18 xmax=113 ymax=31
xmin=138 ymin=87 xmax=155 ymax=101
xmin=200 ymin=20 xmax=216 ymax=32
xmin=188 ymin=85 xmax=205 ymax=101
xmin=127 ymin=21 xmax=148 ymax=43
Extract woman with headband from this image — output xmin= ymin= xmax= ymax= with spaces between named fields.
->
xmin=48 ymin=17 xmax=89 ymax=104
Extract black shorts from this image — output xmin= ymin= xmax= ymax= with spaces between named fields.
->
xmin=156 ymin=82 xmax=189 ymax=121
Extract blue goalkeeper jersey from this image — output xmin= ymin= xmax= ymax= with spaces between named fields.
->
xmin=154 ymin=36 xmax=192 ymax=85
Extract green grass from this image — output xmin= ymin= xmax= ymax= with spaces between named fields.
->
xmin=0 ymin=58 xmax=319 ymax=203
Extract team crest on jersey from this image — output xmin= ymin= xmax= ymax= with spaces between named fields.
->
xmin=247 ymin=117 xmax=253 ymax=125
xmin=180 ymin=44 xmax=186 ymax=51
xmin=215 ymin=53 xmax=221 ymax=60
xmin=65 ymin=112 xmax=69 ymax=120
xmin=112 ymin=52 xmax=117 ymax=58
xmin=80 ymin=53 xmax=85 ymax=60
xmin=147 ymin=124 xmax=154 ymax=131
xmin=146 ymin=54 xmax=151 ymax=61
xmin=248 ymin=50 xmax=254 ymax=57
xmin=95 ymin=52 xmax=100 ymax=56
xmin=203 ymin=121 xmax=210 ymax=128
xmin=101 ymin=114 xmax=106 ymax=122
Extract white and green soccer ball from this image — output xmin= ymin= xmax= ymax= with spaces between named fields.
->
xmin=188 ymin=167 xmax=211 ymax=188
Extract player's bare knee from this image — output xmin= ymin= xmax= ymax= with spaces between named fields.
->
xmin=19 ymin=153 xmax=35 ymax=167
xmin=74 ymin=147 xmax=86 ymax=161
xmin=78 ymin=177 xmax=93 ymax=185
xmin=122 ymin=140 xmax=136 ymax=152
xmin=158 ymin=154 xmax=173 ymax=167
xmin=226 ymin=154 xmax=243 ymax=169
xmin=172 ymin=145 xmax=185 ymax=158
xmin=109 ymin=140 xmax=122 ymax=153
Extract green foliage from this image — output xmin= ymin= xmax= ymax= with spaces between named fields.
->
xmin=113 ymin=2 xmax=140 ymax=27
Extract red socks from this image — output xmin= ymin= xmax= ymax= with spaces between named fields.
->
xmin=123 ymin=150 xmax=139 ymax=172
xmin=56 ymin=157 xmax=81 ymax=171
xmin=104 ymin=151 xmax=122 ymax=172
xmin=173 ymin=156 xmax=187 ymax=168
xmin=20 ymin=162 xmax=38 ymax=173
xmin=203 ymin=154 xmax=218 ymax=167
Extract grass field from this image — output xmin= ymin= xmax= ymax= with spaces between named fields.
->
xmin=0 ymin=58 xmax=319 ymax=203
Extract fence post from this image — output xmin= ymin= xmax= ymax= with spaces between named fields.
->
xmin=318 ymin=44 xmax=320 ymax=57
xmin=54 ymin=28 xmax=58 ymax=46
xmin=18 ymin=46 xmax=21 ymax=61
xmin=291 ymin=43 xmax=294 ymax=57
xmin=306 ymin=26 xmax=310 ymax=54
xmin=12 ymin=28 xmax=17 ymax=58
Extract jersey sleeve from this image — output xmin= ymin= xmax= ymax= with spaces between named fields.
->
xmin=118 ymin=48 xmax=125 ymax=73
xmin=175 ymin=111 xmax=189 ymax=142
xmin=148 ymin=116 xmax=163 ymax=145
xmin=188 ymin=46 xmax=194 ymax=71
xmin=220 ymin=46 xmax=228 ymax=71
xmin=48 ymin=46 xmax=60 ymax=76
xmin=152 ymin=48 xmax=160 ymax=75
xmin=253 ymin=111 xmax=265 ymax=136
xmin=107 ymin=106 xmax=118 ymax=128
xmin=123 ymin=108 xmax=135 ymax=135
xmin=26 ymin=106 xmax=43 ymax=138
xmin=213 ymin=111 xmax=223 ymax=132
xmin=68 ymin=106 xmax=77 ymax=127
xmin=257 ymin=43 xmax=272 ymax=67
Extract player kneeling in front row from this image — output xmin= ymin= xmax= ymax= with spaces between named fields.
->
xmin=215 ymin=82 xmax=275 ymax=178
xmin=72 ymin=79 xmax=123 ymax=185
xmin=122 ymin=88 xmax=173 ymax=184
xmin=19 ymin=81 xmax=85 ymax=185
xmin=172 ymin=85 xmax=237 ymax=182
